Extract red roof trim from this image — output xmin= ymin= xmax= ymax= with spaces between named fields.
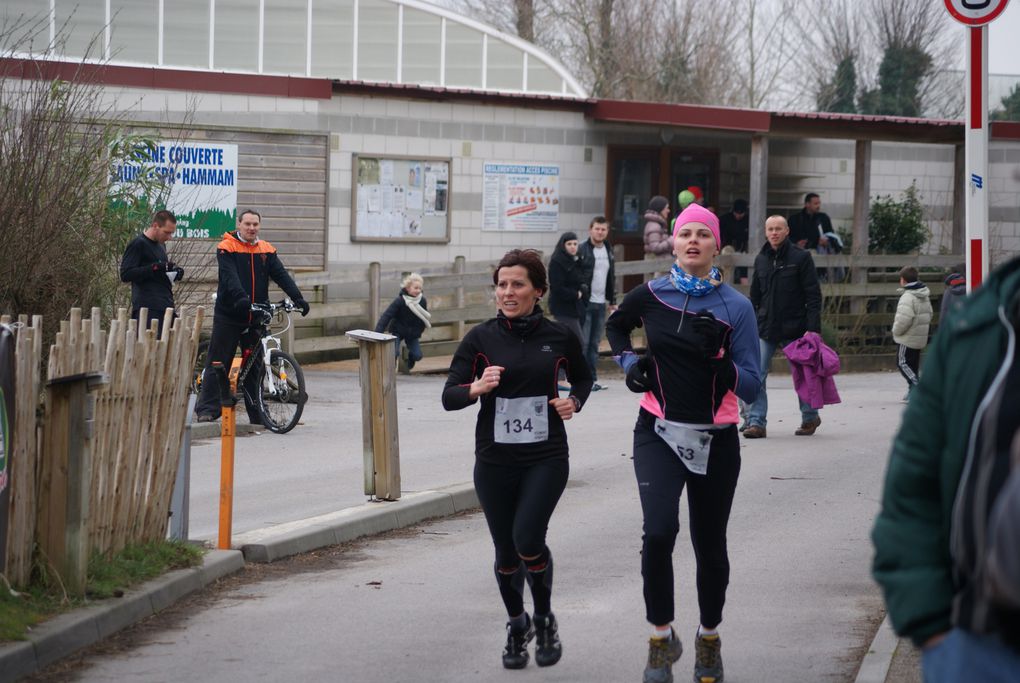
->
xmin=1 ymin=57 xmax=1014 ymax=142
xmin=991 ymin=121 xmax=1020 ymax=140
xmin=770 ymin=110 xmax=960 ymax=127
xmin=591 ymin=99 xmax=770 ymax=132
xmin=331 ymin=79 xmax=592 ymax=110
xmin=0 ymin=58 xmax=332 ymax=99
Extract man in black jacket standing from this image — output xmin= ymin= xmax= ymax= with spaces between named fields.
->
xmin=743 ymin=215 xmax=823 ymax=438
xmin=194 ymin=209 xmax=310 ymax=424
xmin=787 ymin=192 xmax=833 ymax=251
xmin=577 ymin=216 xmax=616 ymax=391
xmin=120 ymin=209 xmax=183 ymax=333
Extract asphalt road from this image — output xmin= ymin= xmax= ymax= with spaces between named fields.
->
xmin=70 ymin=370 xmax=910 ymax=682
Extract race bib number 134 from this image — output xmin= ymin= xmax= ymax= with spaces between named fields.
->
xmin=494 ymin=396 xmax=549 ymax=444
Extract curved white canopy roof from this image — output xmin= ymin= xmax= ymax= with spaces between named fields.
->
xmin=2 ymin=0 xmax=588 ymax=98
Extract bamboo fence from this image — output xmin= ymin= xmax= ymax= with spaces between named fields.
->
xmin=2 ymin=306 xmax=202 ymax=588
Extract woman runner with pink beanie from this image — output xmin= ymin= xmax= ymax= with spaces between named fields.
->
xmin=606 ymin=203 xmax=762 ymax=683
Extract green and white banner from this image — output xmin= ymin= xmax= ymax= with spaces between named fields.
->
xmin=111 ymin=141 xmax=239 ymax=238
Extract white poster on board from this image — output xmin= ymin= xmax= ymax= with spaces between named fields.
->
xmin=481 ymin=162 xmax=560 ymax=231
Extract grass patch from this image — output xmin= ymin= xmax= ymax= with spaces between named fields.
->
xmin=0 ymin=540 xmax=204 ymax=642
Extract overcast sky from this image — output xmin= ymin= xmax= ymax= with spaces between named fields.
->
xmin=953 ymin=2 xmax=1020 ymax=75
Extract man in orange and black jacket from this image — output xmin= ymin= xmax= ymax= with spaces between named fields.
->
xmin=195 ymin=209 xmax=310 ymax=423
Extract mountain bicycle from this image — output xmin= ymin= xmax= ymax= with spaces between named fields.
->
xmin=196 ymin=300 xmax=307 ymax=434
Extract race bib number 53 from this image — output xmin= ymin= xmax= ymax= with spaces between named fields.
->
xmin=654 ymin=418 xmax=713 ymax=475
xmin=494 ymin=396 xmax=549 ymax=444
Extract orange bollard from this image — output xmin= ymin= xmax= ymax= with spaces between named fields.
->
xmin=215 ymin=360 xmax=241 ymax=550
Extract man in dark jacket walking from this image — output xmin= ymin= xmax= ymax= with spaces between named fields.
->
xmin=120 ymin=209 xmax=184 ymax=333
xmin=577 ymin=216 xmax=616 ymax=390
xmin=873 ymin=256 xmax=1020 ymax=680
xmin=743 ymin=215 xmax=823 ymax=438
xmin=195 ymin=209 xmax=310 ymax=424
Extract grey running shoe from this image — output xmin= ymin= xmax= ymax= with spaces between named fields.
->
xmin=502 ymin=615 xmax=535 ymax=669
xmin=644 ymin=629 xmax=683 ymax=683
xmin=534 ymin=613 xmax=562 ymax=666
xmin=693 ymin=632 xmax=723 ymax=683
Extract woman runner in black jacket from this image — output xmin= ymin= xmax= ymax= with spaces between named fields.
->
xmin=442 ymin=249 xmax=592 ymax=670
xmin=607 ymin=204 xmax=761 ymax=683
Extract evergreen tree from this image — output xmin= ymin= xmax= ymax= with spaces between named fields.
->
xmin=817 ymin=55 xmax=857 ymax=113
xmin=991 ymin=83 xmax=1020 ymax=122
xmin=859 ymin=45 xmax=931 ymax=117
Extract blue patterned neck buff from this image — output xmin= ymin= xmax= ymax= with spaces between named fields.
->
xmin=669 ymin=263 xmax=721 ymax=297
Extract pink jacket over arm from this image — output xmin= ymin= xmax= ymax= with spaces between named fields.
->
xmin=782 ymin=332 xmax=841 ymax=409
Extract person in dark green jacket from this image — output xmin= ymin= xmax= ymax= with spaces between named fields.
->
xmin=872 ymin=255 xmax=1020 ymax=680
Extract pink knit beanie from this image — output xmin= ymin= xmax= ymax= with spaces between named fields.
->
xmin=673 ymin=204 xmax=721 ymax=248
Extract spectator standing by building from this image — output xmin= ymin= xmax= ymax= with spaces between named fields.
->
xmin=719 ymin=198 xmax=750 ymax=285
xmin=940 ymin=263 xmax=967 ymax=327
xmin=719 ymin=199 xmax=749 ymax=253
xmin=119 ymin=210 xmax=183 ymax=333
xmin=873 ymin=255 xmax=1020 ymax=681
xmin=194 ymin=209 xmax=310 ymax=424
xmin=643 ymin=196 xmax=672 ymax=257
xmin=375 ymin=272 xmax=430 ymax=372
xmin=743 ymin=215 xmax=823 ymax=438
xmin=578 ymin=216 xmax=616 ymax=391
xmin=547 ymin=231 xmax=587 ymax=344
xmin=787 ymin=193 xmax=833 ymax=251
xmin=442 ymin=249 xmax=592 ymax=670
xmin=891 ymin=266 xmax=932 ymax=402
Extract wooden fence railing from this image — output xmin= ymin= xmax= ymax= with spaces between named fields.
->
xmin=1 ymin=307 xmax=202 ymax=589
xmin=281 ymin=252 xmax=963 ymax=362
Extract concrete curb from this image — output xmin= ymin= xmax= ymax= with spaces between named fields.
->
xmin=235 ymin=482 xmax=479 ymax=563
xmin=0 ymin=549 xmax=244 ymax=683
xmin=854 ymin=614 xmax=899 ymax=683
xmin=190 ymin=421 xmax=261 ymax=440
xmin=0 ymin=483 xmax=480 ymax=681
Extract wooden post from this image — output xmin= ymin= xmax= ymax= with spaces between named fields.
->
xmin=851 ymin=139 xmax=873 ymax=315
xmin=39 ymin=371 xmax=108 ymax=596
xmin=749 ymin=134 xmax=769 ymax=250
xmin=453 ymin=255 xmax=466 ymax=341
xmin=345 ymin=330 xmax=401 ymax=501
xmin=369 ymin=262 xmax=382 ymax=329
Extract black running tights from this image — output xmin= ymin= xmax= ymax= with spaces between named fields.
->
xmin=474 ymin=458 xmax=568 ymax=618
xmin=633 ymin=414 xmax=740 ymax=628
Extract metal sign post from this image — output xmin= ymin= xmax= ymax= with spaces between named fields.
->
xmin=944 ymin=0 xmax=1011 ymax=292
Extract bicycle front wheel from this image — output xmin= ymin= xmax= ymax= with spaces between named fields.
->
xmin=258 ymin=349 xmax=307 ymax=434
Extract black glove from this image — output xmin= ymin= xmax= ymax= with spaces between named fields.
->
xmin=171 ymin=265 xmax=184 ymax=282
xmin=709 ymin=349 xmax=736 ymax=389
xmin=625 ymin=355 xmax=655 ymax=393
xmin=234 ymin=297 xmax=252 ymax=316
xmin=295 ymin=298 xmax=310 ymax=317
xmin=691 ymin=311 xmax=723 ymax=358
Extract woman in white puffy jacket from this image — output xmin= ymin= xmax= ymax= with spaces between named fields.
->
xmin=891 ymin=265 xmax=933 ymax=400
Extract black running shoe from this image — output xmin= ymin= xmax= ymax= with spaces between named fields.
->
xmin=534 ymin=613 xmax=562 ymax=667
xmin=502 ymin=615 xmax=535 ymax=669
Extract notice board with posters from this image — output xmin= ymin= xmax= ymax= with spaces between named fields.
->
xmin=352 ymin=155 xmax=450 ymax=243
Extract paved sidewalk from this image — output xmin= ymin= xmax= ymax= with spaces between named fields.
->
xmin=0 ymin=365 xmax=918 ymax=681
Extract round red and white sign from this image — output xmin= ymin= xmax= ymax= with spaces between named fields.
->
xmin=944 ymin=0 xmax=1011 ymax=25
